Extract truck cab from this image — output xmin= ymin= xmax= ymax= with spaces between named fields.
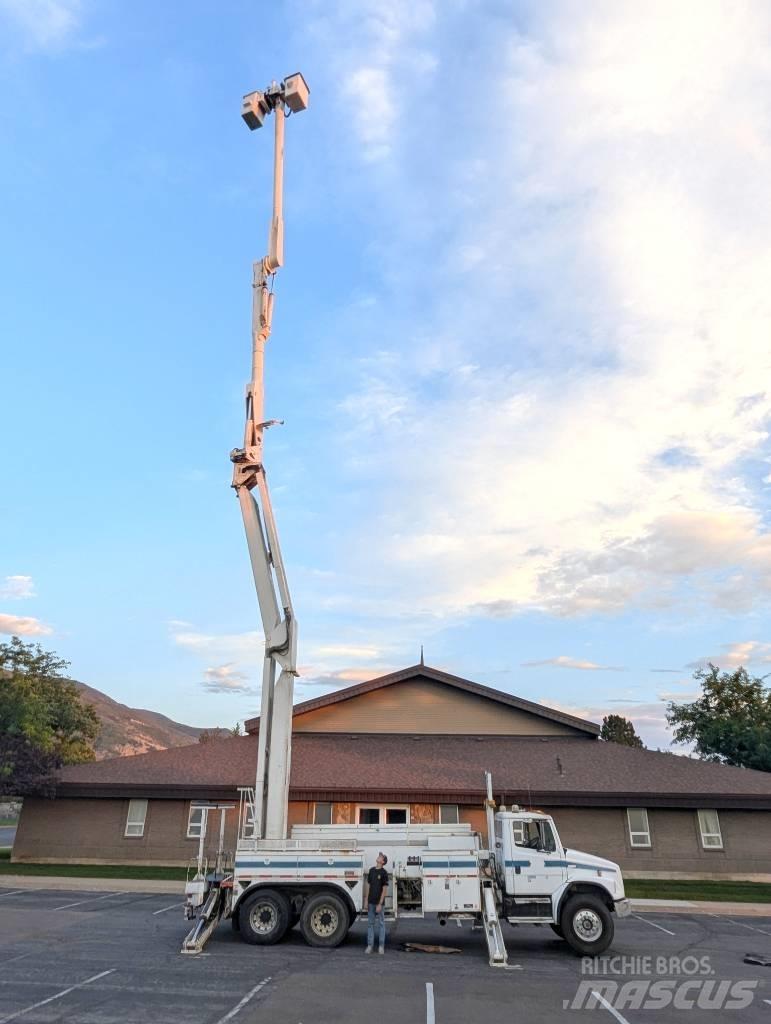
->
xmin=495 ymin=810 xmax=630 ymax=955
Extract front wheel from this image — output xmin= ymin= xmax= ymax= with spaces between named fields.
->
xmin=300 ymin=891 xmax=349 ymax=948
xmin=239 ymin=889 xmax=291 ymax=945
xmin=549 ymin=923 xmax=564 ymax=939
xmin=560 ymin=894 xmax=614 ymax=956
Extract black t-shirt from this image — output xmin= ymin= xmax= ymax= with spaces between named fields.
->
xmin=367 ymin=866 xmax=388 ymax=905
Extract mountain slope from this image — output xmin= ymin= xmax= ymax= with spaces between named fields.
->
xmin=73 ymin=681 xmax=219 ymax=759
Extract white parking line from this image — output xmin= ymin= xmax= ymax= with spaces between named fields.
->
xmin=0 ymin=968 xmax=115 ymax=1024
xmin=731 ymin=919 xmax=771 ymax=936
xmin=0 ymin=891 xmax=26 ymax=900
xmin=632 ymin=914 xmax=675 ymax=936
xmin=592 ymin=990 xmax=631 ymax=1024
xmin=0 ymin=954 xmax=30 ymax=967
xmin=54 ymin=892 xmax=124 ymax=911
xmin=152 ymin=901 xmax=184 ymax=915
xmin=426 ymin=982 xmax=435 ymax=1024
xmin=712 ymin=915 xmax=771 ymax=937
xmin=213 ymin=977 xmax=271 ymax=1024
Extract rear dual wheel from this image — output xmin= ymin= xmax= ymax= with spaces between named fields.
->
xmin=299 ymin=892 xmax=349 ymax=948
xmin=239 ymin=889 xmax=290 ymax=945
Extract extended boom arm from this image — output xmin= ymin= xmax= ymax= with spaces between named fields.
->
xmin=231 ymin=74 xmax=308 ymax=840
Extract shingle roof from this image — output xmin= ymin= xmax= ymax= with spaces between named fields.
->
xmin=58 ymin=733 xmax=771 ymax=809
xmin=244 ymin=664 xmax=601 ymax=737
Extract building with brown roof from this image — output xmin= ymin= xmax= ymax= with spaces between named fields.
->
xmin=13 ymin=665 xmax=771 ymax=879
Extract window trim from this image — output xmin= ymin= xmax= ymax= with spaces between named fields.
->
xmin=438 ymin=803 xmax=459 ymax=825
xmin=187 ymin=804 xmax=205 ymax=839
xmin=697 ymin=809 xmax=723 ymax=850
xmin=626 ymin=807 xmax=651 ymax=848
xmin=313 ymin=801 xmax=333 ymax=825
xmin=355 ymin=804 xmax=410 ymax=825
xmin=124 ymin=798 xmax=148 ymax=838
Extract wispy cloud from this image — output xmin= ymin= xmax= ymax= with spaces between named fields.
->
xmin=687 ymin=641 xmax=771 ymax=671
xmin=306 ymin=1 xmax=771 ymax=625
xmin=0 ymin=575 xmax=35 ymax=600
xmin=541 ymin=697 xmax=674 ymax=750
xmin=0 ymin=613 xmax=53 ymax=636
xmin=521 ymin=656 xmax=624 ymax=671
xmin=307 ymin=0 xmax=437 ymax=163
xmin=0 ymin=0 xmax=83 ymax=50
xmin=202 ymin=664 xmax=255 ymax=695
xmin=171 ymin=627 xmax=262 ymax=661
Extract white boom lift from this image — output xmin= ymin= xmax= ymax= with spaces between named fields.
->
xmin=182 ymin=74 xmax=631 ymax=961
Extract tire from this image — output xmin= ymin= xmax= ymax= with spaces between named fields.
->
xmin=560 ymin=894 xmax=614 ymax=956
xmin=549 ymin=923 xmax=564 ymax=939
xmin=299 ymin=891 xmax=349 ymax=948
xmin=231 ymin=906 xmax=241 ymax=932
xmin=239 ymin=889 xmax=291 ymax=946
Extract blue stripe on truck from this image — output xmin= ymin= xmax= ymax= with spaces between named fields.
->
xmin=236 ymin=859 xmax=360 ymax=869
xmin=421 ymin=860 xmax=477 ymax=868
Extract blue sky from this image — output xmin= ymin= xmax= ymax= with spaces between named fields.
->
xmin=2 ymin=0 xmax=771 ymax=746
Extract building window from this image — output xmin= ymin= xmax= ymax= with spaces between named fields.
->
xmin=697 ymin=810 xmax=723 ymax=849
xmin=313 ymin=802 xmax=332 ymax=825
xmin=356 ymin=805 xmax=409 ymax=825
xmin=125 ymin=799 xmax=148 ymax=837
xmin=187 ymin=805 xmax=205 ymax=839
xmin=627 ymin=808 xmax=651 ymax=848
xmin=439 ymin=804 xmax=459 ymax=824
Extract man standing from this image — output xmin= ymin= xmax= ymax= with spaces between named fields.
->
xmin=365 ymin=852 xmax=388 ymax=954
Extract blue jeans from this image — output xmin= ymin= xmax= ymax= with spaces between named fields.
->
xmin=367 ymin=903 xmax=386 ymax=949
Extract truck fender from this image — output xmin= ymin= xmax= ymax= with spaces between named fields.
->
xmin=553 ymin=879 xmax=615 ymax=920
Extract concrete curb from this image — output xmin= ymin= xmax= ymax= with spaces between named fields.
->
xmin=631 ymin=898 xmax=771 ymax=917
xmin=0 ymin=875 xmax=181 ymax=894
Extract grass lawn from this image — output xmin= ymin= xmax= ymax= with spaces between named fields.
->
xmin=0 ymin=818 xmax=19 ymax=827
xmin=0 ymin=849 xmax=187 ymax=881
xmin=625 ymin=878 xmax=771 ymax=903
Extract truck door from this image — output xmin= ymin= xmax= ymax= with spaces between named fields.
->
xmin=507 ymin=819 xmax=565 ymax=898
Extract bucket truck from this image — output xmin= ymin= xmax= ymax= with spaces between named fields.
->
xmin=181 ymin=75 xmax=632 ymax=962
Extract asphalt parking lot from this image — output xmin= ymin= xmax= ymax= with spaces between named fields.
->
xmin=0 ymin=886 xmax=769 ymax=1023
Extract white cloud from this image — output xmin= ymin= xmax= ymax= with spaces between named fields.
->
xmin=0 ymin=575 xmax=35 ymax=599
xmin=310 ymin=644 xmax=382 ymax=661
xmin=307 ymin=0 xmax=437 ymax=162
xmin=0 ymin=0 xmax=82 ymax=50
xmin=171 ymin=627 xmax=262 ymax=660
xmin=202 ymin=664 xmax=255 ymax=695
xmin=687 ymin=640 xmax=771 ymax=671
xmin=541 ymin=697 xmax=674 ymax=750
xmin=0 ymin=613 xmax=53 ymax=636
xmin=311 ymin=0 xmax=771 ymax=623
xmin=521 ymin=656 xmax=624 ymax=671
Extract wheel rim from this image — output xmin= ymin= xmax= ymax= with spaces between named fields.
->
xmin=250 ymin=901 xmax=277 ymax=934
xmin=573 ymin=908 xmax=603 ymax=942
xmin=310 ymin=904 xmax=339 ymax=937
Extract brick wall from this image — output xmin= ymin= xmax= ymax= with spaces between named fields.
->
xmin=12 ymin=797 xmax=771 ymax=879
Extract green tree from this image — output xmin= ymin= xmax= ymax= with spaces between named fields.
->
xmin=231 ymin=722 xmax=242 ymax=737
xmin=666 ymin=664 xmax=771 ymax=772
xmin=600 ymin=714 xmax=644 ymax=748
xmin=0 ymin=636 xmax=99 ymax=796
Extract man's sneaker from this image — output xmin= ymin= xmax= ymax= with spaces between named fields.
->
xmin=365 ymin=946 xmax=373 ymax=955
xmin=378 ymin=946 xmax=385 ymax=955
